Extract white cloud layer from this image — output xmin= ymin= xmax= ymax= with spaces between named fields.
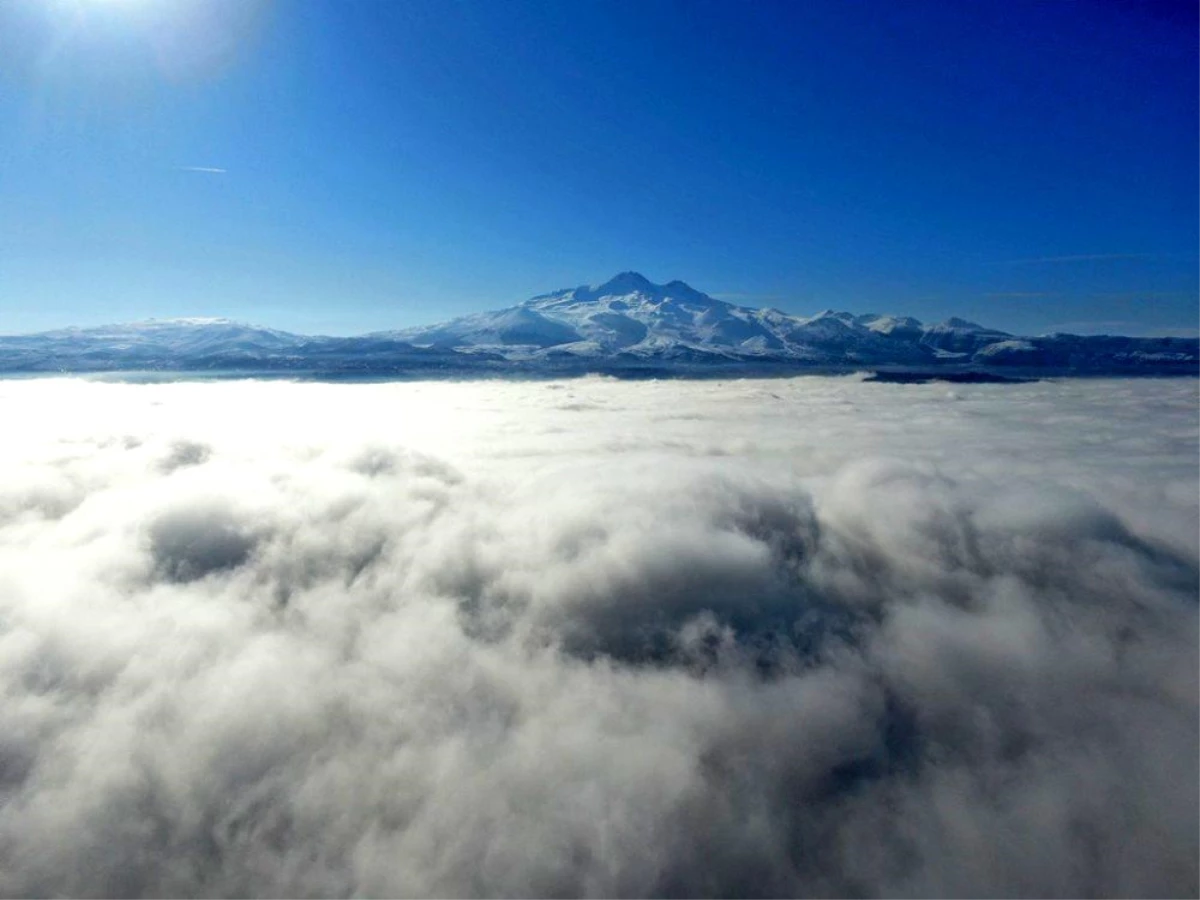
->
xmin=0 ymin=374 xmax=1195 ymax=897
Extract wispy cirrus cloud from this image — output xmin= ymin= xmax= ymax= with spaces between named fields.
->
xmin=177 ymin=165 xmax=227 ymax=174
xmin=983 ymin=291 xmax=1060 ymax=299
xmin=1045 ymin=319 xmax=1200 ymax=338
xmin=1002 ymin=253 xmax=1158 ymax=266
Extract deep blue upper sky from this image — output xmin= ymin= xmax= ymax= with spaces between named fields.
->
xmin=1 ymin=0 xmax=1196 ymax=336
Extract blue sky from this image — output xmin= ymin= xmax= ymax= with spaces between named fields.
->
xmin=1 ymin=0 xmax=1196 ymax=336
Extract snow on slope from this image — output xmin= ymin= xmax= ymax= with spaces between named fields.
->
xmin=16 ymin=319 xmax=304 ymax=355
xmin=386 ymin=272 xmax=946 ymax=364
xmin=2 ymin=277 xmax=1196 ymax=374
xmin=0 ymin=319 xmax=309 ymax=371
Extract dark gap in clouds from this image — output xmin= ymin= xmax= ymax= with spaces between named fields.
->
xmin=0 ymin=482 xmax=85 ymax=524
xmin=158 ymin=439 xmax=211 ymax=473
xmin=345 ymin=444 xmax=463 ymax=484
xmin=149 ymin=504 xmax=258 ymax=583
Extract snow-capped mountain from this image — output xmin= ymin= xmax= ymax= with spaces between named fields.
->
xmin=382 ymin=272 xmax=940 ymax=364
xmin=382 ymin=271 xmax=1188 ymax=370
xmin=1 ymin=276 xmax=1196 ymax=375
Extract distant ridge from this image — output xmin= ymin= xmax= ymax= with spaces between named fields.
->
xmin=1 ymin=273 xmax=1196 ymax=376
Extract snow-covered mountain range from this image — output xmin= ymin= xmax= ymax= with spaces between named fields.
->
xmin=382 ymin=271 xmax=1016 ymax=365
xmin=2 ymin=273 xmax=1196 ymax=376
xmin=378 ymin=272 xmax=1196 ymax=372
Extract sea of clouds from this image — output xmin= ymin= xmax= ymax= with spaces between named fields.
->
xmin=0 ymin=374 xmax=1195 ymax=897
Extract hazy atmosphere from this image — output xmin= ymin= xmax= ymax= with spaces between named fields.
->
xmin=0 ymin=375 xmax=1195 ymax=896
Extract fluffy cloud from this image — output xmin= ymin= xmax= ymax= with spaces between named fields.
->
xmin=0 ymin=375 xmax=1194 ymax=897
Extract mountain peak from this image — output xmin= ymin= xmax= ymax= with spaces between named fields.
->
xmin=591 ymin=271 xmax=655 ymax=294
xmin=580 ymin=273 xmax=716 ymax=306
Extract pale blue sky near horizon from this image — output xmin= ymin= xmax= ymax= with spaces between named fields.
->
xmin=0 ymin=0 xmax=1196 ymax=337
